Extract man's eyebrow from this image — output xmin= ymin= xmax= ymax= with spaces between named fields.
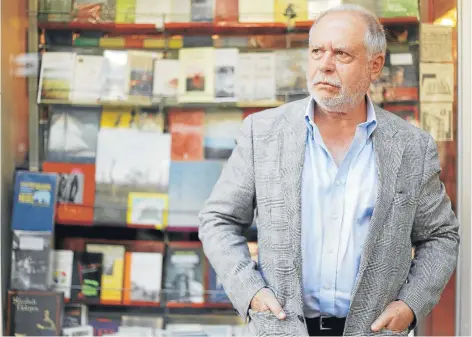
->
xmin=309 ymin=44 xmax=323 ymax=49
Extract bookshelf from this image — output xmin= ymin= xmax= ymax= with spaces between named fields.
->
xmin=12 ymin=0 xmax=443 ymax=336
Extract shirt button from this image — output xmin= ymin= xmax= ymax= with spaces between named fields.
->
xmin=335 ymin=180 xmax=341 ymax=186
xmin=331 ymin=213 xmax=338 ymax=219
xmin=324 ymin=284 xmax=330 ymax=290
xmin=328 ymin=248 xmax=334 ymax=254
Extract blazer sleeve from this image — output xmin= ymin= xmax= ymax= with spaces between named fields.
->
xmin=198 ymin=114 xmax=266 ymax=321
xmin=397 ymin=135 xmax=460 ymax=326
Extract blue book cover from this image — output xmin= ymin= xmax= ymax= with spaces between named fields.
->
xmin=11 ymin=171 xmax=58 ymax=232
xmin=168 ymin=161 xmax=224 ymax=228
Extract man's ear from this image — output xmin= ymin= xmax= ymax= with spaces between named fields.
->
xmin=370 ymin=53 xmax=386 ymax=81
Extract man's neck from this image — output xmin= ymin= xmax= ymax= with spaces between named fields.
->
xmin=313 ymin=97 xmax=368 ymax=129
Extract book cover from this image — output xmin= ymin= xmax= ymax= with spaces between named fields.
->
xmin=135 ymin=0 xmax=170 ymax=25
xmin=115 ymin=0 xmax=136 ymax=23
xmin=42 ymin=0 xmax=73 ymax=22
xmin=85 ymin=244 xmax=126 ymax=303
xmin=70 ymin=55 xmax=105 ymax=103
xmin=94 ymin=128 xmax=171 ymax=224
xmin=275 ymin=49 xmax=308 ymax=96
xmin=419 ymin=63 xmax=454 ymax=102
xmin=214 ymin=0 xmax=238 ymax=22
xmin=43 ymin=162 xmax=96 ymax=225
xmin=11 ymin=230 xmax=54 ymax=291
xmin=238 ymin=0 xmax=274 ymax=22
xmin=51 ymin=249 xmax=74 ymax=300
xmin=178 ymin=47 xmax=215 ymax=103
xmin=72 ymin=0 xmax=116 ymax=23
xmin=123 ymin=252 xmax=163 ymax=304
xmin=6 ymin=290 xmax=64 ymax=336
xmin=168 ymin=109 xmax=205 ymax=161
xmin=126 ymin=51 xmax=158 ymax=105
xmin=70 ymin=252 xmax=103 ymax=304
xmin=381 ymin=0 xmax=418 ymax=17
xmin=164 ymin=242 xmax=206 ymax=304
xmin=11 ymin=171 xmax=58 ymax=232
xmin=100 ymin=50 xmax=129 ymax=102
xmin=169 ymin=0 xmax=191 ymax=22
xmin=38 ymin=52 xmax=76 ymax=103
xmin=168 ymin=161 xmax=224 ymax=228
xmin=47 ymin=105 xmax=101 ymax=163
xmin=153 ymin=59 xmax=179 ymax=100
xmin=274 ymin=0 xmax=308 ymax=23
xmin=214 ymin=49 xmax=238 ymax=102
xmin=191 ymin=0 xmax=213 ymax=22
xmin=88 ymin=316 xmax=121 ymax=336
xmin=126 ymin=192 xmax=168 ymax=228
xmin=204 ymin=109 xmax=242 ymax=160
xmin=63 ymin=304 xmax=88 ymax=327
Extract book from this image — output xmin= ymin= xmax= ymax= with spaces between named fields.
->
xmin=94 ymin=128 xmax=171 ymax=224
xmin=85 ymin=244 xmax=126 ymax=303
xmin=164 ymin=242 xmax=206 ymax=304
xmin=70 ymin=252 xmax=103 ymax=304
xmin=214 ymin=49 xmax=238 ymax=102
xmin=191 ymin=0 xmax=214 ymax=22
xmin=168 ymin=109 xmax=205 ymax=161
xmin=11 ymin=171 xmax=58 ymax=232
xmin=101 ymin=50 xmax=129 ymax=102
xmin=51 ymin=249 xmax=74 ymax=299
xmin=11 ymin=230 xmax=54 ymax=291
xmin=6 ymin=290 xmax=64 ymax=336
xmin=89 ymin=316 xmax=121 ymax=336
xmin=126 ymin=51 xmax=159 ymax=105
xmin=178 ymin=47 xmax=215 ymax=103
xmin=204 ymin=109 xmax=242 ymax=160
xmin=115 ymin=0 xmax=136 ymax=23
xmin=43 ymin=162 xmax=96 ymax=225
xmin=38 ymin=52 xmax=76 ymax=103
xmin=168 ymin=161 xmax=224 ymax=228
xmin=70 ymin=55 xmax=105 ymax=103
xmin=47 ymin=105 xmax=101 ymax=164
xmin=274 ymin=0 xmax=308 ymax=23
xmin=123 ymin=252 xmax=163 ymax=304
xmin=153 ymin=59 xmax=179 ymax=101
xmin=238 ymin=0 xmax=274 ymax=22
xmin=63 ymin=304 xmax=88 ymax=328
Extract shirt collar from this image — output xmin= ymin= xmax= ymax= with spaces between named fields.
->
xmin=304 ymin=95 xmax=378 ymax=138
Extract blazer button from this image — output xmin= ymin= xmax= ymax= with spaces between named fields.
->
xmin=298 ymin=315 xmax=304 ymax=323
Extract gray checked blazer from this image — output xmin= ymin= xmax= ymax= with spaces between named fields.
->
xmin=198 ymin=97 xmax=460 ymax=336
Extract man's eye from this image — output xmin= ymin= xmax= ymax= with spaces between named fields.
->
xmin=312 ymin=49 xmax=320 ymax=54
xmin=336 ymin=51 xmax=347 ymax=56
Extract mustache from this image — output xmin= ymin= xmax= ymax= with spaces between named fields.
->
xmin=312 ymin=77 xmax=342 ymax=88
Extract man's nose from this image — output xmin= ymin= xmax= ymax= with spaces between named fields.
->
xmin=319 ymin=52 xmax=336 ymax=73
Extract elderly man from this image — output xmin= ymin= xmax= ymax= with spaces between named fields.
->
xmin=199 ymin=4 xmax=459 ymax=336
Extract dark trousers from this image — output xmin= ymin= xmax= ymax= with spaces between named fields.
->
xmin=306 ymin=316 xmax=346 ymax=336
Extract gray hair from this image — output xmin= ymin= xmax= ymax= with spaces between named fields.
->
xmin=308 ymin=4 xmax=387 ymax=58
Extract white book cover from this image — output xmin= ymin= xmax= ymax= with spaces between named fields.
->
xmin=70 ymin=55 xmax=105 ymax=103
xmin=170 ymin=0 xmax=191 ymax=22
xmin=63 ymin=325 xmax=94 ymax=337
xmin=130 ymin=252 xmax=163 ymax=302
xmin=51 ymin=249 xmax=74 ymax=300
xmin=420 ymin=102 xmax=453 ymax=141
xmin=275 ymin=49 xmax=308 ymax=95
xmin=253 ymin=52 xmax=276 ymax=101
xmin=419 ymin=63 xmax=454 ymax=102
xmin=37 ymin=52 xmax=76 ymax=103
xmin=236 ymin=53 xmax=276 ymax=102
xmin=178 ymin=47 xmax=215 ymax=103
xmin=214 ymin=48 xmax=238 ymax=102
xmin=153 ymin=59 xmax=179 ymax=100
xmin=95 ymin=128 xmax=171 ymax=190
xmin=100 ymin=50 xmax=129 ymax=102
xmin=238 ymin=0 xmax=274 ymax=22
xmin=235 ymin=53 xmax=256 ymax=101
xmin=191 ymin=0 xmax=214 ymax=22
xmin=308 ymin=0 xmax=341 ymax=19
xmin=135 ymin=0 xmax=171 ymax=25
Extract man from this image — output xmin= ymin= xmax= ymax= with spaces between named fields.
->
xmin=198 ymin=4 xmax=459 ymax=337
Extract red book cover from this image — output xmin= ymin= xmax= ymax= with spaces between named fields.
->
xmin=214 ymin=0 xmax=239 ymax=22
xmin=168 ymin=109 xmax=205 ymax=161
xmin=43 ymin=162 xmax=96 ymax=225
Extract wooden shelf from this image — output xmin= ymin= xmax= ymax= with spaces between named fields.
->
xmin=38 ymin=17 xmax=420 ymax=36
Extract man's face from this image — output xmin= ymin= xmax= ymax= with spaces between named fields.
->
xmin=307 ymin=12 xmax=383 ymax=112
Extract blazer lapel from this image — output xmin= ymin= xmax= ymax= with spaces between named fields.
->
xmin=348 ymin=107 xmax=405 ymax=317
xmin=279 ymin=98 xmax=309 ymax=269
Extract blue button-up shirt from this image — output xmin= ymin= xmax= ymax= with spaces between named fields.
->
xmin=301 ymin=97 xmax=378 ymax=318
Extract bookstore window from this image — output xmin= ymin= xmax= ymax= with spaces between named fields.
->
xmin=2 ymin=0 xmax=461 ymax=336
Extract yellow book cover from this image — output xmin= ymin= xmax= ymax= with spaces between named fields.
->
xmin=100 ymin=107 xmax=134 ymax=128
xmin=115 ymin=0 xmax=136 ymax=23
xmin=127 ymin=192 xmax=169 ymax=229
xmin=274 ymin=0 xmax=308 ymax=23
xmin=99 ymin=37 xmax=126 ymax=49
xmin=85 ymin=244 xmax=126 ymax=303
